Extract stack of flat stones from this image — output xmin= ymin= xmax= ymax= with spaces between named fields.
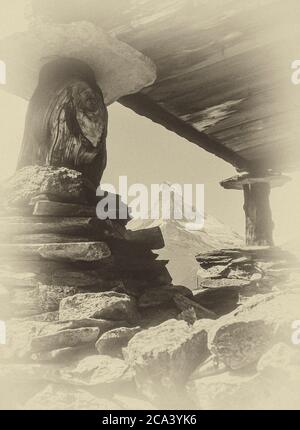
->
xmin=193 ymin=246 xmax=299 ymax=316
xmin=0 ymin=166 xmax=214 ymax=409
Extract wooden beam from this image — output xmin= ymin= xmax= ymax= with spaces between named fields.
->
xmin=119 ymin=93 xmax=249 ymax=170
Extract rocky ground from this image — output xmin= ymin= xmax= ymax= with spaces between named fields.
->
xmin=0 ymin=246 xmax=299 ymax=410
xmin=0 ymin=167 xmax=300 ymax=410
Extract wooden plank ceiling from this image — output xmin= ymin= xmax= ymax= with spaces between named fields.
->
xmin=32 ymin=0 xmax=300 ymax=172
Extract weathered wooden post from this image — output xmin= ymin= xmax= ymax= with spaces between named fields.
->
xmin=220 ymin=172 xmax=291 ymax=246
xmin=243 ymin=182 xmax=273 ymax=246
xmin=17 ymin=58 xmax=108 ymax=190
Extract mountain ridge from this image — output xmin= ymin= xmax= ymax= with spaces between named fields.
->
xmin=128 ymin=184 xmax=242 ymax=289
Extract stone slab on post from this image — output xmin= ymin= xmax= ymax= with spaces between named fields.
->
xmin=221 ymin=172 xmax=291 ymax=246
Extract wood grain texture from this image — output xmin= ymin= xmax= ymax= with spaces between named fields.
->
xmin=31 ymin=0 xmax=300 ymax=171
xmin=243 ymin=183 xmax=274 ymax=246
xmin=18 ymin=58 xmax=108 ymax=188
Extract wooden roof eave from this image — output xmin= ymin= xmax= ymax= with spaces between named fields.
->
xmin=119 ymin=92 xmax=250 ymax=171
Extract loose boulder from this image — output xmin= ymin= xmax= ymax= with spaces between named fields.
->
xmin=60 ymin=355 xmax=134 ymax=388
xmin=25 ymin=384 xmax=118 ymax=410
xmin=0 ymin=166 xmax=92 ymax=210
xmin=59 ymin=291 xmax=138 ymax=323
xmin=96 ymin=326 xmax=141 ymax=357
xmin=30 ymin=327 xmax=100 ymax=353
xmin=208 ymin=292 xmax=300 ymax=370
xmin=123 ymin=319 xmax=210 ymax=404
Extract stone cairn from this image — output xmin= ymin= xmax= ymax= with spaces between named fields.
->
xmin=194 ymin=246 xmax=299 ymax=314
xmin=0 ymin=165 xmax=216 ymax=410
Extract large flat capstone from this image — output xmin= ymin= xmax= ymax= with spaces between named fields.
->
xmin=0 ymin=19 xmax=156 ymax=104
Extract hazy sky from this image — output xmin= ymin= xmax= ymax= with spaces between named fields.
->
xmin=0 ymin=0 xmax=299 ymax=246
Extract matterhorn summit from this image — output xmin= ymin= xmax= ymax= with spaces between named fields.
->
xmin=128 ymin=182 xmax=242 ymax=289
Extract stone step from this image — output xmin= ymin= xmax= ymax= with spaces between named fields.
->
xmin=59 ymin=291 xmax=138 ymax=323
xmin=199 ymin=278 xmax=251 ymax=290
xmin=0 ymin=242 xmax=111 ymax=262
xmin=0 ymin=216 xmax=97 ymax=236
xmin=33 ymin=200 xmax=96 ymax=217
xmin=0 ymin=217 xmax=164 ymax=249
xmin=8 ymin=233 xmax=92 ymax=244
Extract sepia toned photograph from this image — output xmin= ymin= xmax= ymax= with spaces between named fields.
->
xmin=0 ymin=0 xmax=300 ymax=414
